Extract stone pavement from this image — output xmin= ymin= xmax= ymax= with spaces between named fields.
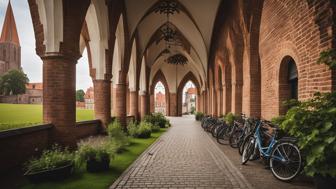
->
xmin=110 ymin=116 xmax=253 ymax=189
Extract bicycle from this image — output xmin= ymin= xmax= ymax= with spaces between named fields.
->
xmin=241 ymin=120 xmax=302 ymax=181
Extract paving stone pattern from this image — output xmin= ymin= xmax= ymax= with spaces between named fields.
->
xmin=111 ymin=116 xmax=253 ymax=189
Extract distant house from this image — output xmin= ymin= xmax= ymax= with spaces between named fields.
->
xmin=182 ymin=87 xmax=196 ymax=114
xmin=0 ymin=82 xmax=43 ymax=104
xmin=155 ymin=91 xmax=166 ymax=115
xmin=84 ymin=87 xmax=94 ymax=109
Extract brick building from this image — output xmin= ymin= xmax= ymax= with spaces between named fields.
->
xmin=0 ymin=1 xmax=20 ymax=76
xmin=183 ymin=88 xmax=196 ymax=114
xmin=0 ymin=82 xmax=43 ymax=104
xmin=155 ymin=91 xmax=166 ymax=115
xmin=5 ymin=0 xmax=331 ymax=146
xmin=84 ymin=87 xmax=94 ymax=110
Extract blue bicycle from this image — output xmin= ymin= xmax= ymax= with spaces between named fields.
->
xmin=241 ymin=120 xmax=302 ymax=181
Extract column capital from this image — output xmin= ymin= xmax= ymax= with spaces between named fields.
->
xmin=40 ymin=52 xmax=81 ymax=63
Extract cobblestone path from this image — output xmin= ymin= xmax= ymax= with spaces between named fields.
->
xmin=111 ymin=116 xmax=253 ymax=189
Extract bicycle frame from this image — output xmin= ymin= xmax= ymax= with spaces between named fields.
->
xmin=253 ymin=122 xmax=285 ymax=162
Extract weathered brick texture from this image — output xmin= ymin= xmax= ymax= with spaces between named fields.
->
xmin=93 ymin=80 xmax=111 ymax=128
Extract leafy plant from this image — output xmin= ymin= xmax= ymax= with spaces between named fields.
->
xmin=279 ymin=92 xmax=336 ymax=177
xmin=317 ymin=49 xmax=336 ymax=69
xmin=224 ymin=112 xmax=236 ymax=126
xmin=107 ymin=120 xmax=129 ymax=152
xmin=194 ymin=112 xmax=204 ymax=121
xmin=127 ymin=121 xmax=138 ymax=137
xmin=24 ymin=144 xmax=74 ymax=173
xmin=137 ymin=122 xmax=152 ymax=138
xmin=128 ymin=121 xmax=152 ymax=139
xmin=190 ymin=106 xmax=196 ymax=114
xmin=144 ymin=113 xmax=169 ymax=128
xmin=76 ymin=136 xmax=116 ymax=166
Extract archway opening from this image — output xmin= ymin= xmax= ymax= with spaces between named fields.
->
xmin=76 ymin=47 xmax=94 ymax=121
xmin=279 ymin=56 xmax=298 ymax=115
xmin=182 ymin=81 xmax=196 ymax=115
xmin=154 ymin=81 xmax=167 ymax=115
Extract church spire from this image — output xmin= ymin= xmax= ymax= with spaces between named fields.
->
xmin=0 ymin=0 xmax=20 ymax=46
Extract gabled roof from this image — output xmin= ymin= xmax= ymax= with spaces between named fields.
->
xmin=0 ymin=1 xmax=20 ymax=46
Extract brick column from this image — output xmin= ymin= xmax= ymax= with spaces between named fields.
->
xmin=42 ymin=55 xmax=76 ymax=145
xmin=170 ymin=93 xmax=177 ymax=116
xmin=150 ymin=94 xmax=154 ymax=113
xmin=223 ymin=84 xmax=231 ymax=114
xmin=114 ymin=83 xmax=127 ymax=127
xmin=93 ymin=80 xmax=111 ymax=128
xmin=232 ymin=83 xmax=242 ymax=114
xmin=129 ymin=91 xmax=138 ymax=120
xmin=217 ymin=88 xmax=223 ymax=116
xmin=197 ymin=94 xmax=201 ymax=112
xmin=139 ymin=92 xmax=148 ymax=119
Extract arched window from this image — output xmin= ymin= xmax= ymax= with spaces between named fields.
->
xmin=279 ymin=56 xmax=298 ymax=115
xmin=288 ymin=60 xmax=298 ymax=100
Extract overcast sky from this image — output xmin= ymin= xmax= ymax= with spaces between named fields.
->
xmin=0 ymin=0 xmax=92 ymax=90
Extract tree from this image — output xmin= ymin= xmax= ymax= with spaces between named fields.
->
xmin=76 ymin=89 xmax=85 ymax=102
xmin=0 ymin=69 xmax=29 ymax=95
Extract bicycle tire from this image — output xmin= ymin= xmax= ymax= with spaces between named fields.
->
xmin=270 ymin=142 xmax=302 ymax=181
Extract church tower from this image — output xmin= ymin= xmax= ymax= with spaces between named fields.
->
xmin=0 ymin=0 xmax=21 ymax=75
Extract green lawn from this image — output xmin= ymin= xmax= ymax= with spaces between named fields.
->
xmin=0 ymin=103 xmax=94 ymax=131
xmin=21 ymin=129 xmax=167 ymax=189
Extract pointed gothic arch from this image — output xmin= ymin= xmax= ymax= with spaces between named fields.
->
xmin=177 ymin=71 xmax=201 ymax=116
xmin=150 ymin=69 xmax=170 ymax=116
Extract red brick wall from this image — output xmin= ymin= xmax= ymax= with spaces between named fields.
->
xmin=210 ymin=0 xmax=335 ymax=120
xmin=259 ymin=0 xmax=335 ymax=119
xmin=0 ymin=124 xmax=52 ymax=174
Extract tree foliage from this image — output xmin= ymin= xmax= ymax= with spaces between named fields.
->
xmin=76 ymin=89 xmax=85 ymax=102
xmin=0 ymin=69 xmax=29 ymax=95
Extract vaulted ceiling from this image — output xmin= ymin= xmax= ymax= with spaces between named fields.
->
xmin=124 ymin=0 xmax=222 ymax=89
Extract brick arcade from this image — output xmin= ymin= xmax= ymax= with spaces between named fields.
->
xmin=23 ymin=0 xmax=336 ymax=145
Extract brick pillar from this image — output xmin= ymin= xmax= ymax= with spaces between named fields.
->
xmin=212 ymin=88 xmax=218 ymax=116
xmin=42 ymin=55 xmax=76 ymax=146
xmin=203 ymin=91 xmax=209 ymax=115
xmin=197 ymin=94 xmax=201 ymax=112
xmin=223 ymin=84 xmax=232 ymax=114
xmin=93 ymin=80 xmax=111 ymax=128
xmin=129 ymin=91 xmax=138 ymax=120
xmin=232 ymin=83 xmax=243 ymax=114
xmin=217 ymin=88 xmax=223 ymax=116
xmin=139 ymin=92 xmax=148 ymax=119
xmin=150 ymin=94 xmax=154 ymax=113
xmin=114 ymin=83 xmax=127 ymax=127
xmin=170 ymin=93 xmax=177 ymax=116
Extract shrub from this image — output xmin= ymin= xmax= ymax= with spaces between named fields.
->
xmin=144 ymin=113 xmax=169 ymax=128
xmin=127 ymin=121 xmax=138 ymax=137
xmin=224 ymin=112 xmax=236 ymax=125
xmin=150 ymin=123 xmax=161 ymax=132
xmin=107 ymin=120 xmax=129 ymax=152
xmin=76 ymin=136 xmax=116 ymax=166
xmin=190 ymin=106 xmax=196 ymax=114
xmin=136 ymin=121 xmax=152 ymax=138
xmin=24 ymin=144 xmax=74 ymax=173
xmin=194 ymin=112 xmax=204 ymax=121
xmin=280 ymin=92 xmax=336 ymax=177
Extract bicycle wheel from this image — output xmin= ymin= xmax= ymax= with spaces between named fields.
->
xmin=239 ymin=134 xmax=252 ymax=155
xmin=216 ymin=126 xmax=229 ymax=145
xmin=212 ymin=124 xmax=220 ymax=137
xmin=242 ymin=136 xmax=256 ymax=165
xmin=229 ymin=129 xmax=243 ymax=148
xmin=270 ymin=142 xmax=302 ymax=181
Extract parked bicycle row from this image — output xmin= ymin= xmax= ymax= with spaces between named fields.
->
xmin=201 ymin=114 xmax=302 ymax=182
